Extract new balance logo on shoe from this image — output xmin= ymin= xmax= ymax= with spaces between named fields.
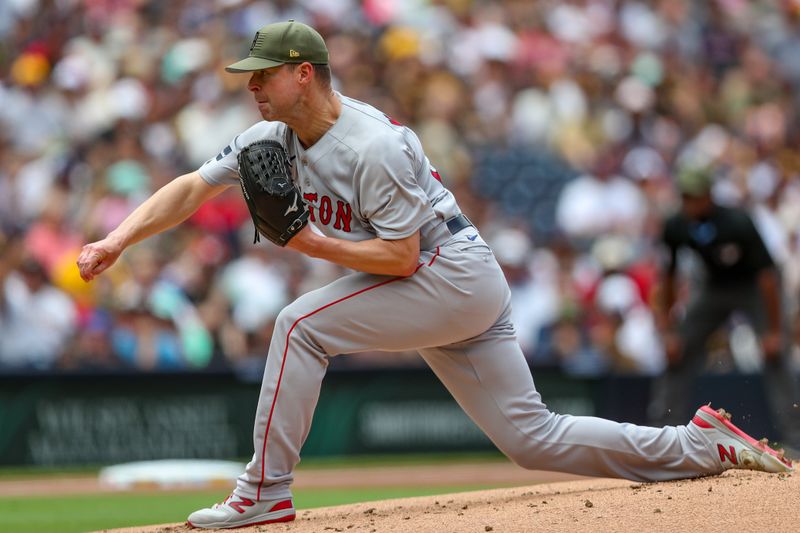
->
xmin=718 ymin=444 xmax=738 ymax=465
xmin=228 ymin=497 xmax=255 ymax=514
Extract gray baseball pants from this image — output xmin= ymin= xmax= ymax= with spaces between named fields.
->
xmin=235 ymin=231 xmax=721 ymax=501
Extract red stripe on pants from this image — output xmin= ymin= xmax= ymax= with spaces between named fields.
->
xmin=257 ymin=263 xmax=425 ymax=499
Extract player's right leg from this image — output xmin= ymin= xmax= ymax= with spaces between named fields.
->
xmin=418 ymin=304 xmax=794 ymax=482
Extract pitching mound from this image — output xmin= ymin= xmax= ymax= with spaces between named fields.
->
xmin=106 ymin=470 xmax=795 ymax=533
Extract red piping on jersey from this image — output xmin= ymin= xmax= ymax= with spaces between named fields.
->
xmin=257 ymin=262 xmax=425 ymax=500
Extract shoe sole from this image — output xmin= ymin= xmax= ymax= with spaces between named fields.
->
xmin=187 ymin=511 xmax=295 ymax=529
xmin=694 ymin=405 xmax=794 ymax=472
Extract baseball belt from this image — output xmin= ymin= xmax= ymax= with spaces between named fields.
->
xmin=445 ymin=214 xmax=474 ymax=235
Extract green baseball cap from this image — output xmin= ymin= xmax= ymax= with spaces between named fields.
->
xmin=676 ymin=166 xmax=713 ymax=197
xmin=225 ymin=20 xmax=328 ymax=73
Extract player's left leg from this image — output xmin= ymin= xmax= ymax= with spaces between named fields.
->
xmin=419 ymin=313 xmax=725 ymax=482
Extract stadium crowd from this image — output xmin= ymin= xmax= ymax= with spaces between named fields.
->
xmin=2 ymin=0 xmax=800 ymax=378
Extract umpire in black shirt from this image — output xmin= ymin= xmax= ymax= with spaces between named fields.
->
xmin=650 ymin=166 xmax=800 ymax=450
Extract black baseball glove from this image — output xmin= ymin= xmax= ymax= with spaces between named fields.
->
xmin=237 ymin=140 xmax=309 ymax=246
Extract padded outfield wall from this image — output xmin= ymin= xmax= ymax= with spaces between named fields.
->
xmin=0 ymin=368 xmax=778 ymax=467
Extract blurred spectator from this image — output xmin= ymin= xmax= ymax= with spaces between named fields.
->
xmin=548 ymin=313 xmax=610 ymax=378
xmin=0 ymin=229 xmax=77 ymax=369
xmin=486 ymin=227 xmax=559 ymax=359
xmin=214 ymin=241 xmax=291 ymax=372
xmin=588 ymin=236 xmax=665 ymax=375
xmin=0 ymin=0 xmax=799 ymax=382
xmin=110 ymin=247 xmax=213 ymax=370
xmin=555 ymin=150 xmax=648 ymax=240
xmin=25 ymin=184 xmax=84 ymax=275
xmin=60 ymin=308 xmax=117 ymax=371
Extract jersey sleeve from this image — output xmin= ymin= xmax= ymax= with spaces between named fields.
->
xmin=197 ymin=121 xmax=287 ymax=186
xmin=355 ymin=133 xmax=436 ymax=240
xmin=740 ymin=213 xmax=775 ymax=271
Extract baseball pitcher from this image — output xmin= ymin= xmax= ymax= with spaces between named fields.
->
xmin=77 ymin=20 xmax=794 ymax=530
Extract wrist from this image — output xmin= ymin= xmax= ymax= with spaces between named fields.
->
xmin=287 ymin=226 xmax=323 ymax=257
xmin=305 ymin=231 xmax=328 ymax=258
xmin=105 ymin=231 xmax=129 ymax=252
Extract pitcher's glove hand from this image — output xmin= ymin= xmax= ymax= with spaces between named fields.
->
xmin=237 ymin=140 xmax=309 ymax=246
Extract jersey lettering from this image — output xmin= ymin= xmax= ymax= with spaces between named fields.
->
xmin=303 ymin=193 xmax=319 ymax=222
xmin=319 ymin=196 xmax=333 ymax=225
xmin=301 ymin=194 xmax=352 ymax=233
xmin=333 ymin=200 xmax=352 ymax=232
xmin=431 ymin=167 xmax=442 ymax=182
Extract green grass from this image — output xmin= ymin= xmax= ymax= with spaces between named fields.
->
xmin=0 ymin=453 xmax=511 ymax=532
xmin=0 ymin=451 xmax=508 ymax=480
xmin=0 ymin=484 xmax=496 ymax=533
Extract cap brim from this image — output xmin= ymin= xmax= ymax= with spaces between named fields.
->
xmin=225 ymin=57 xmax=285 ymax=73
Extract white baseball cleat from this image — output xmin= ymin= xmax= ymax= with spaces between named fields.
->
xmin=187 ymin=494 xmax=295 ymax=529
xmin=691 ymin=404 xmax=794 ymax=473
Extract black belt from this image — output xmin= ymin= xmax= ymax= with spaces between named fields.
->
xmin=445 ymin=214 xmax=474 ymax=235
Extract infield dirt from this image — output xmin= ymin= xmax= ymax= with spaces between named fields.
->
xmin=103 ymin=469 xmax=796 ymax=533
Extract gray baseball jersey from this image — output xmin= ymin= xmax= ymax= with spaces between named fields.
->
xmin=199 ymin=93 xmax=723 ymax=502
xmin=200 ymin=94 xmax=458 ymax=250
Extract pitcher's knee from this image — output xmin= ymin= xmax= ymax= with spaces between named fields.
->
xmin=275 ymin=301 xmax=313 ymax=335
xmin=274 ymin=305 xmax=299 ymax=335
xmin=498 ymin=410 xmax=559 ymax=470
xmin=504 ymin=448 xmax=547 ymax=470
xmin=274 ymin=303 xmax=325 ymax=354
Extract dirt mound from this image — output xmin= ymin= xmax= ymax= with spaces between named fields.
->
xmin=105 ymin=470 xmax=796 ymax=533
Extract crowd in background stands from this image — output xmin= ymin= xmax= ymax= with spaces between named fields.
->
xmin=3 ymin=0 xmax=800 ymax=377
